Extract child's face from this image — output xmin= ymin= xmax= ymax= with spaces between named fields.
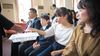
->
xmin=40 ymin=18 xmax=48 ymax=26
xmin=56 ymin=15 xmax=67 ymax=24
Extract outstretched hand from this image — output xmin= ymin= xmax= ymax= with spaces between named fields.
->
xmin=25 ymin=28 xmax=37 ymax=32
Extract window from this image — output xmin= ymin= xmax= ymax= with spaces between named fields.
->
xmin=74 ymin=0 xmax=80 ymax=12
xmin=17 ymin=0 xmax=31 ymax=22
xmin=56 ymin=0 xmax=65 ymax=8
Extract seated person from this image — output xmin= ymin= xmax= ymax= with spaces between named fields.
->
xmin=28 ymin=7 xmax=74 ymax=56
xmin=25 ymin=14 xmax=55 ymax=56
xmin=12 ymin=8 xmax=42 ymax=56
xmin=62 ymin=0 xmax=100 ymax=56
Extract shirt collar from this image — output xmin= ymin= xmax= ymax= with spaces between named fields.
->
xmin=29 ymin=17 xmax=36 ymax=22
xmin=42 ymin=26 xmax=47 ymax=30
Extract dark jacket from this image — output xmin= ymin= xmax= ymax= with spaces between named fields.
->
xmin=26 ymin=17 xmax=42 ymax=30
xmin=0 ymin=14 xmax=14 ymax=37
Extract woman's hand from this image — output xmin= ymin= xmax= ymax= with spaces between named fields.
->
xmin=51 ymin=50 xmax=62 ymax=56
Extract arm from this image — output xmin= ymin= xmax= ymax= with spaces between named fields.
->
xmin=62 ymin=41 xmax=78 ymax=56
xmin=0 ymin=14 xmax=24 ymax=33
xmin=10 ymin=24 xmax=24 ymax=33
xmin=51 ymin=49 xmax=64 ymax=56
xmin=0 ymin=14 xmax=14 ymax=30
xmin=30 ymin=23 xmax=55 ymax=37
xmin=29 ymin=28 xmax=46 ymax=36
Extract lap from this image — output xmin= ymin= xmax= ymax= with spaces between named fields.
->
xmin=18 ymin=41 xmax=34 ymax=56
xmin=37 ymin=42 xmax=65 ymax=56
xmin=29 ymin=46 xmax=50 ymax=56
xmin=37 ymin=44 xmax=53 ymax=56
xmin=24 ymin=46 xmax=34 ymax=56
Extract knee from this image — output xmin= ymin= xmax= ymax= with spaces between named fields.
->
xmin=24 ymin=48 xmax=30 ymax=56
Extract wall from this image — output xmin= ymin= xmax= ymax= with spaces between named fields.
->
xmin=0 ymin=0 xmax=18 ymax=22
xmin=65 ymin=0 xmax=74 ymax=10
xmin=32 ymin=0 xmax=53 ymax=17
xmin=43 ymin=0 xmax=53 ymax=16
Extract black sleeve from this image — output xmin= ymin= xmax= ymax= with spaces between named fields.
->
xmin=0 ymin=14 xmax=14 ymax=30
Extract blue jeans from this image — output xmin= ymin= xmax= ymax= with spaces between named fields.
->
xmin=37 ymin=42 xmax=65 ymax=56
xmin=25 ymin=45 xmax=51 ymax=56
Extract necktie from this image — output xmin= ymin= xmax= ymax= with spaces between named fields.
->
xmin=26 ymin=20 xmax=32 ymax=29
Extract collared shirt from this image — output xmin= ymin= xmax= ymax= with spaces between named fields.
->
xmin=42 ymin=26 xmax=47 ymax=30
xmin=29 ymin=17 xmax=36 ymax=24
xmin=25 ymin=17 xmax=36 ymax=31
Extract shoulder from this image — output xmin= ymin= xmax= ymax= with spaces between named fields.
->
xmin=51 ymin=23 xmax=58 ymax=28
xmin=71 ymin=24 xmax=83 ymax=40
xmin=74 ymin=24 xmax=83 ymax=33
xmin=34 ymin=18 xmax=40 ymax=22
xmin=34 ymin=17 xmax=40 ymax=20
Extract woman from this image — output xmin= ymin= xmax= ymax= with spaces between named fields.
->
xmin=62 ymin=0 xmax=100 ymax=56
xmin=29 ymin=7 xmax=74 ymax=56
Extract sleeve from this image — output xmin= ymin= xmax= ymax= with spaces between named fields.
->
xmin=44 ymin=23 xmax=57 ymax=38
xmin=62 ymin=26 xmax=79 ymax=56
xmin=0 ymin=14 xmax=14 ymax=30
xmin=62 ymin=41 xmax=78 ymax=56
xmin=34 ymin=19 xmax=42 ymax=30
xmin=90 ymin=41 xmax=100 ymax=56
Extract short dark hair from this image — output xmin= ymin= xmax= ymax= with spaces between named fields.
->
xmin=29 ymin=8 xmax=37 ymax=13
xmin=52 ymin=4 xmax=56 ymax=8
xmin=78 ymin=0 xmax=100 ymax=37
xmin=71 ymin=10 xmax=77 ymax=19
xmin=55 ymin=7 xmax=73 ymax=24
xmin=41 ymin=15 xmax=50 ymax=21
xmin=47 ymin=13 xmax=50 ymax=16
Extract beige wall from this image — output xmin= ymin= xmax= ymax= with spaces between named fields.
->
xmin=32 ymin=0 xmax=74 ymax=17
xmin=1 ymin=0 xmax=18 ymax=22
xmin=32 ymin=0 xmax=53 ymax=17
xmin=65 ymin=0 xmax=74 ymax=9
xmin=43 ymin=0 xmax=53 ymax=16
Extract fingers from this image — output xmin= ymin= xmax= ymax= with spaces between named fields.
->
xmin=51 ymin=51 xmax=61 ymax=56
xmin=25 ymin=28 xmax=37 ymax=32
xmin=24 ymin=28 xmax=35 ymax=32
xmin=51 ymin=51 xmax=56 ymax=56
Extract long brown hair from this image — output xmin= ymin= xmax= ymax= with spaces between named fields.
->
xmin=78 ymin=0 xmax=100 ymax=37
